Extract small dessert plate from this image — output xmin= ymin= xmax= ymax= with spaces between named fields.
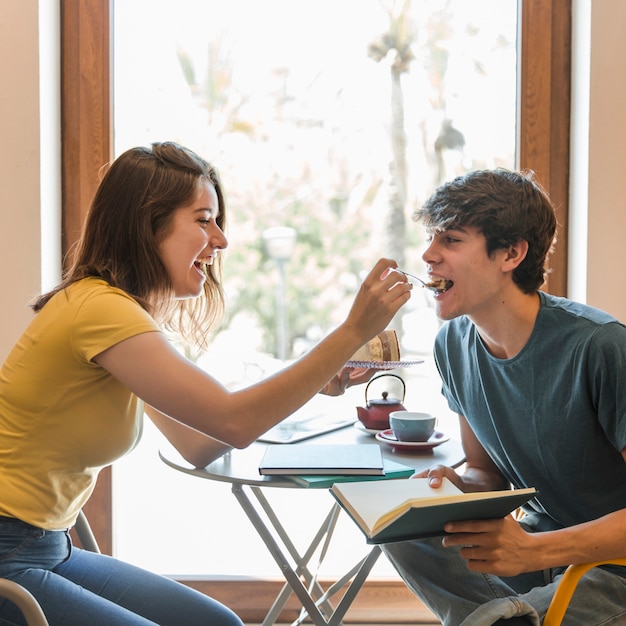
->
xmin=375 ymin=429 xmax=449 ymax=451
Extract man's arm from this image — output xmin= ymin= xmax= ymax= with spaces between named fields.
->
xmin=440 ymin=442 xmax=626 ymax=576
xmin=417 ymin=413 xmax=509 ymax=492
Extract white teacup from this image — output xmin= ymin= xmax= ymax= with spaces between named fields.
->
xmin=389 ymin=411 xmax=436 ymax=442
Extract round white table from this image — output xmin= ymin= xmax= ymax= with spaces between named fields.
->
xmin=160 ymin=422 xmax=464 ymax=626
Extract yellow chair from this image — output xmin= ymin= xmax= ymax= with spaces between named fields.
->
xmin=0 ymin=511 xmax=99 ymax=626
xmin=543 ymin=558 xmax=626 ymax=625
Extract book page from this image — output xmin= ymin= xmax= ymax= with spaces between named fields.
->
xmin=332 ymin=477 xmax=463 ymax=532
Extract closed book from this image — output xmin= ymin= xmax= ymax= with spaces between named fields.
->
xmin=286 ymin=458 xmax=415 ymax=488
xmin=258 ymin=444 xmax=384 ymax=476
xmin=330 ymin=478 xmax=537 ymax=544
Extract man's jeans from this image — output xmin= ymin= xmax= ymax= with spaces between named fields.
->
xmin=0 ymin=517 xmax=243 ymax=626
xmin=383 ymin=536 xmax=626 ymax=625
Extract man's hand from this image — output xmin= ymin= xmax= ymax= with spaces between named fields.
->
xmin=320 ymin=366 xmax=378 ymax=396
xmin=413 ymin=463 xmax=467 ymax=491
xmin=441 ymin=514 xmax=537 ymax=577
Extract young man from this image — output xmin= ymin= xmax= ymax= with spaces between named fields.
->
xmin=383 ymin=169 xmax=626 ymax=625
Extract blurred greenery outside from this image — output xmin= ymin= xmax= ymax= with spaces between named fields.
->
xmin=114 ymin=0 xmax=516 ymax=378
xmin=112 ymin=0 xmax=517 ymax=576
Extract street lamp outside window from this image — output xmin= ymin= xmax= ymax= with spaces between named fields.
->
xmin=262 ymin=226 xmax=297 ymax=361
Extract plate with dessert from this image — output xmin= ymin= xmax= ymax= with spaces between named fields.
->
xmin=346 ymin=329 xmax=423 ymax=369
xmin=346 ymin=359 xmax=424 ymax=369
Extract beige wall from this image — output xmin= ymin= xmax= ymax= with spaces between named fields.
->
xmin=0 ymin=0 xmax=61 ymax=362
xmin=1 ymin=1 xmax=626 ymax=364
xmin=586 ymin=0 xmax=626 ymax=318
xmin=570 ymin=0 xmax=626 ymax=319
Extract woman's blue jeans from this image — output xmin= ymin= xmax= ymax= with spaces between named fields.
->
xmin=383 ymin=536 xmax=626 ymax=625
xmin=0 ymin=517 xmax=244 ymax=626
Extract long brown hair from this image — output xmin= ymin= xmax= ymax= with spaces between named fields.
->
xmin=33 ymin=142 xmax=226 ymax=348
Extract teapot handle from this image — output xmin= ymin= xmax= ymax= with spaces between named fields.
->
xmin=364 ymin=373 xmax=406 ymax=403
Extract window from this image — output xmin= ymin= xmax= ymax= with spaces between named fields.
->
xmin=111 ymin=0 xmax=518 ymax=578
xmin=62 ymin=0 xmax=570 ymax=619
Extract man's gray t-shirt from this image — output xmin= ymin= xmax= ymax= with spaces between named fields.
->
xmin=435 ymin=291 xmax=626 ymax=532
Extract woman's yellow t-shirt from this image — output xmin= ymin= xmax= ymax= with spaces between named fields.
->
xmin=0 ymin=278 xmax=160 ymax=530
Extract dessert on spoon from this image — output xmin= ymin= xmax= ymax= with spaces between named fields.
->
xmin=396 ymin=269 xmax=453 ymax=294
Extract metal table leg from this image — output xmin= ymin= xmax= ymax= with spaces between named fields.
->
xmin=231 ymin=483 xmax=381 ymax=626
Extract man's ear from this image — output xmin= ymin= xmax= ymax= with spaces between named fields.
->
xmin=502 ymin=239 xmax=529 ymax=271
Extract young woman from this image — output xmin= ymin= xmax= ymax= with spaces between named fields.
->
xmin=0 ymin=141 xmax=411 ymax=625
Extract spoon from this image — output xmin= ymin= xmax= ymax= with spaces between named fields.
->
xmin=395 ymin=269 xmax=453 ymax=294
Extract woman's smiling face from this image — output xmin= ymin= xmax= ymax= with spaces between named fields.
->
xmin=158 ymin=180 xmax=227 ymax=299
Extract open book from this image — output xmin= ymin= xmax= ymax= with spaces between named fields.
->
xmin=331 ymin=478 xmax=537 ymax=544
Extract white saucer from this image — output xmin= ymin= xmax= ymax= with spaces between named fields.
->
xmin=345 ymin=359 xmax=424 ymax=369
xmin=375 ymin=429 xmax=449 ymax=451
xmin=353 ymin=421 xmax=385 ymax=436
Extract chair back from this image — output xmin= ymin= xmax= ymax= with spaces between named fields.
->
xmin=0 ymin=511 xmax=100 ymax=626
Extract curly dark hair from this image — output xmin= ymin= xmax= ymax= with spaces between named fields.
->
xmin=414 ymin=168 xmax=557 ymax=293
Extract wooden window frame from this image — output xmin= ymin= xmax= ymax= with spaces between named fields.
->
xmin=61 ymin=0 xmax=571 ymax=620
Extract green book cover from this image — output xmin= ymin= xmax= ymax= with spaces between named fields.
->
xmin=286 ymin=458 xmax=415 ymax=488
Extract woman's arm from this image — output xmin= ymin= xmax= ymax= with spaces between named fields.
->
xmin=145 ymin=368 xmax=376 ymax=467
xmin=94 ymin=259 xmax=411 ymax=449
xmin=319 ymin=366 xmax=377 ymax=396
xmin=145 ymin=405 xmax=231 ymax=468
